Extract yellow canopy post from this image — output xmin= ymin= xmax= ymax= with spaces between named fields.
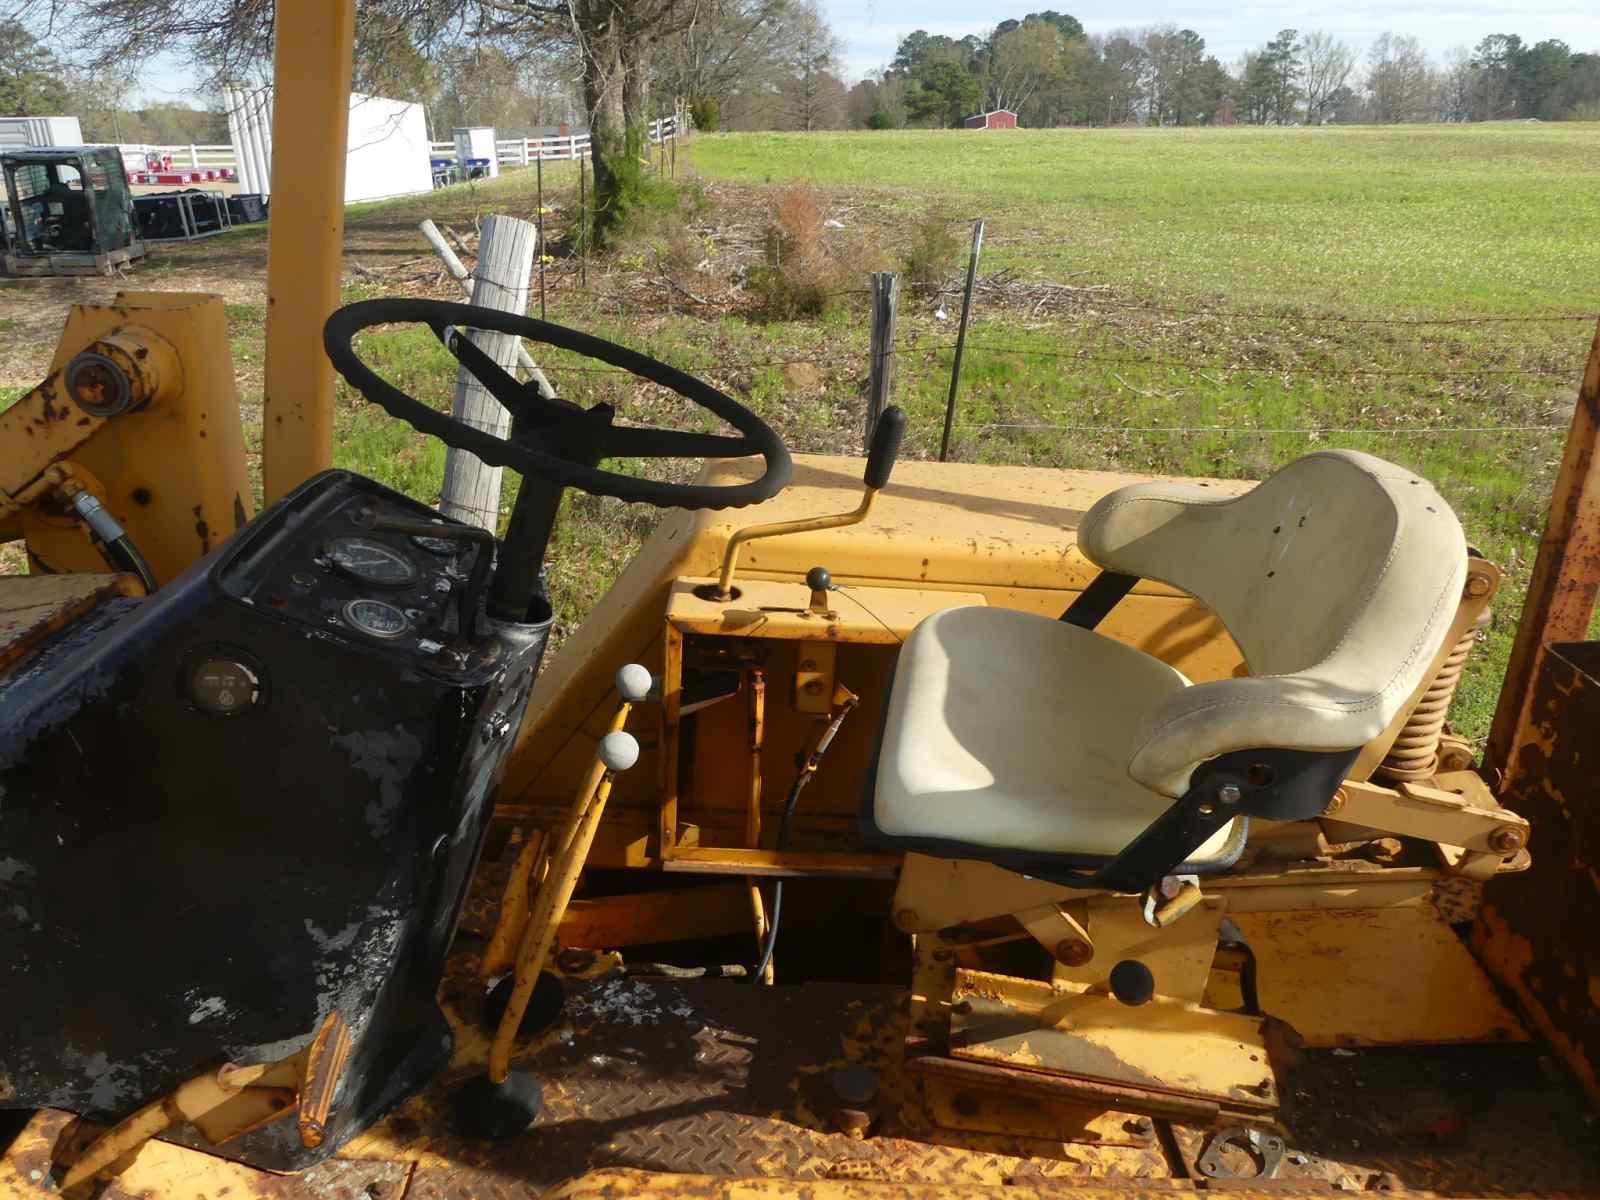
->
xmin=261 ymin=0 xmax=357 ymax=504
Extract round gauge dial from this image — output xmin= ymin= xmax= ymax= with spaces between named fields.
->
xmin=410 ymin=531 xmax=459 ymax=557
xmin=189 ymin=655 xmax=263 ymax=716
xmin=323 ymin=536 xmax=419 ymax=588
xmin=343 ymin=597 xmax=410 ymax=640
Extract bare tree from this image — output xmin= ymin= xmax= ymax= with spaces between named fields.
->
xmin=986 ymin=19 xmax=1062 ymax=115
xmin=1365 ymin=32 xmax=1434 ymax=123
xmin=654 ymin=0 xmax=798 ymax=123
xmin=1436 ymin=46 xmax=1474 ymax=122
xmin=1300 ymin=30 xmax=1352 ymax=123
xmin=778 ymin=0 xmax=840 ymax=130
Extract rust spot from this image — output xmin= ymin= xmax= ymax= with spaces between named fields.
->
xmin=1478 ymin=641 xmax=1600 ymax=1102
xmin=193 ymin=505 xmax=212 ymax=553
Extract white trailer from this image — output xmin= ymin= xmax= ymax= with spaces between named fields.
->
xmin=0 ymin=116 xmax=86 ymax=150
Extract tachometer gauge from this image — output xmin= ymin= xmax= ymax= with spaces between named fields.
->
xmin=323 ymin=536 xmax=419 ymax=588
xmin=343 ymin=598 xmax=410 ymax=640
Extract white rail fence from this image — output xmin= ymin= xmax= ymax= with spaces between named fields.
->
xmin=133 ymin=114 xmax=686 ymax=178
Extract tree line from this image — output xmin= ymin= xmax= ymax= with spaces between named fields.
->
xmin=841 ymin=20 xmax=1600 ymax=130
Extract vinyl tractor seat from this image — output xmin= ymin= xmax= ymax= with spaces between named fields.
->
xmin=868 ymin=450 xmax=1468 ymax=894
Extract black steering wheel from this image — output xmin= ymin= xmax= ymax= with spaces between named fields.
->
xmin=323 ymin=298 xmax=793 ymax=510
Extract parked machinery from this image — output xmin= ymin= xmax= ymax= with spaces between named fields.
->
xmin=0 ymin=145 xmax=146 ymax=276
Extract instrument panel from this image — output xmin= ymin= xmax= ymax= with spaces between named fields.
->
xmin=216 ymin=483 xmax=489 ymax=671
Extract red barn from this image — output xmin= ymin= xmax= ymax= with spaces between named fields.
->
xmin=963 ymin=109 xmax=1017 ymax=130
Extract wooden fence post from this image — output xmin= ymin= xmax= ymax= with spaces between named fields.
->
xmin=536 ymin=156 xmax=547 ymax=320
xmin=418 ymin=218 xmax=555 ymax=398
xmin=866 ymin=272 xmax=900 ymax=444
xmin=939 ymin=219 xmax=985 ymax=463
xmin=438 ymin=213 xmax=538 ymax=531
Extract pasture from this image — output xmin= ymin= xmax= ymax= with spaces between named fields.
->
xmin=3 ymin=123 xmax=1598 ymax=738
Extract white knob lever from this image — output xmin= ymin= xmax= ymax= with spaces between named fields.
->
xmin=616 ymin=663 xmax=655 ymax=703
xmin=599 ymin=731 xmax=640 ymax=773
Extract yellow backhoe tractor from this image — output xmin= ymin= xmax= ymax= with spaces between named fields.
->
xmin=2 ymin=4 xmax=1598 ymax=1197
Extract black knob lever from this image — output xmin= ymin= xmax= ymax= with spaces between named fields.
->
xmin=864 ymin=407 xmax=907 ymax=491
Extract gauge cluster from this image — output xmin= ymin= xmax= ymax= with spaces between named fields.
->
xmin=216 ymin=477 xmax=489 ymax=667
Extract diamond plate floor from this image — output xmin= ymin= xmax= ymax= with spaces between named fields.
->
xmin=6 ymin=976 xmax=1598 ymax=1199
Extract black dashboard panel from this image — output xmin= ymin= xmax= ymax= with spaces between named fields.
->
xmin=0 ymin=470 xmax=551 ymax=1170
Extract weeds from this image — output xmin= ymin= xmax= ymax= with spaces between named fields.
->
xmin=745 ymin=184 xmax=854 ymax=321
xmin=901 ymin=216 xmax=962 ymax=289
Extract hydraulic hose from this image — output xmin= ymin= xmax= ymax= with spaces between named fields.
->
xmin=70 ymin=489 xmax=157 ymax=593
xmin=753 ymin=688 xmax=859 ymax=981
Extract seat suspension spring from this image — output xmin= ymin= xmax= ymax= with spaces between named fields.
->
xmin=1377 ymin=609 xmax=1489 ymax=783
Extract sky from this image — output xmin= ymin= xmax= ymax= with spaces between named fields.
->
xmin=822 ymin=0 xmax=1600 ymax=82
xmin=121 ymin=0 xmax=1600 ymax=104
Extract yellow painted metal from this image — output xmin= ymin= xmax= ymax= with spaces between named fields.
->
xmin=503 ymin=456 xmax=1248 ymax=844
xmin=659 ymin=847 xmax=898 ymax=877
xmin=260 ymin=0 xmax=356 ymax=504
xmin=16 ymin=294 xmax=254 ymax=584
xmin=488 ymin=694 xmax=637 ymax=1083
xmin=55 ymin=1012 xmax=350 ymax=1191
xmin=481 ymin=829 xmax=547 ymax=978
xmin=948 ymin=969 xmax=1279 ymax=1115
xmin=892 ymin=854 xmax=1440 ymax=936
xmin=0 ymin=572 xmax=143 ymax=675
xmin=667 ymin=576 xmax=985 ymax=643
xmin=1 ymin=1113 xmax=296 ymax=1200
xmin=1211 ymin=906 xmax=1527 ymax=1048
xmin=0 ymin=372 xmax=106 ymax=503
xmin=1324 ymin=776 xmax=1528 ymax=858
xmin=920 ymin=1075 xmax=1154 ymax=1146
xmin=557 ymin=884 xmax=756 ymax=950
xmin=715 ymin=485 xmax=878 ymax=597
xmin=1048 ymin=896 xmax=1226 ymax=1005
xmin=0 ymin=318 xmax=179 ymax=508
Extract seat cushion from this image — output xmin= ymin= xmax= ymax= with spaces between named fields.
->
xmin=873 ymin=606 xmax=1240 ymax=863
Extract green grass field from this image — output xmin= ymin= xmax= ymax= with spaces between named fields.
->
xmin=692 ymin=124 xmax=1600 ymax=314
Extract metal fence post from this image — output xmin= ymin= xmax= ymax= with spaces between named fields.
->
xmin=866 ymin=272 xmax=900 ymax=444
xmin=939 ymin=219 xmax=985 ymax=463
xmin=536 ymin=155 xmax=547 ymax=320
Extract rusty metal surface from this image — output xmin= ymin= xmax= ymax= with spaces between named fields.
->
xmin=7 ymin=975 xmax=1600 ymax=1198
xmin=1475 ymin=640 xmax=1600 ymax=1105
xmin=352 ymin=978 xmax=1172 ymax=1197
xmin=0 ymin=573 xmax=138 ymax=676
xmin=0 ymin=1110 xmax=412 ymax=1199
xmin=1486 ymin=321 xmax=1600 ymax=780
xmin=1173 ymin=1044 xmax=1600 ymax=1195
xmin=541 ymin=1166 xmax=1577 ymax=1200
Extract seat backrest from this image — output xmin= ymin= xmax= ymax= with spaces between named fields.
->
xmin=1078 ymin=450 xmax=1466 ymax=796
